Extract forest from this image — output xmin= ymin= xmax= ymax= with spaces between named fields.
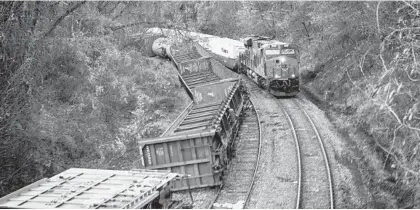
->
xmin=0 ymin=1 xmax=419 ymax=207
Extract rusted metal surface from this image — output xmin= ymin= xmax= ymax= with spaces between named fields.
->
xmin=139 ymin=132 xmax=222 ymax=191
xmin=0 ymin=168 xmax=179 ymax=209
xmin=177 ymin=57 xmax=221 ymax=89
xmin=192 ymin=79 xmax=237 ymax=104
xmin=173 ymin=102 xmax=220 ymax=134
xmin=168 ymin=79 xmax=244 ymax=137
xmin=169 ymin=46 xmax=222 ymax=90
xmin=160 ymin=101 xmax=195 ymax=137
xmin=170 ymin=45 xmax=202 ymax=64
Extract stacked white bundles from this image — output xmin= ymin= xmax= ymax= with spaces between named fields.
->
xmin=143 ymin=28 xmax=247 ymax=60
xmin=222 ymin=38 xmax=246 ymax=58
xmin=208 ymin=37 xmax=246 ymax=59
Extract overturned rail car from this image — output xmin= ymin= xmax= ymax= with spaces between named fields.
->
xmin=0 ymin=168 xmax=180 ymax=209
xmin=139 ymin=78 xmax=247 ymax=190
xmin=136 ymin=34 xmax=248 ymax=191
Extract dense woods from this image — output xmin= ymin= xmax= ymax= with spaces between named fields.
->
xmin=0 ymin=1 xmax=419 ymax=207
xmin=0 ymin=1 xmax=191 ymax=196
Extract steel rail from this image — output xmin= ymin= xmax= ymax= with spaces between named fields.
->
xmin=243 ymin=96 xmax=262 ymax=209
xmin=206 ymin=96 xmax=262 ymax=209
xmin=293 ymin=99 xmax=334 ymax=209
xmin=276 ymin=99 xmax=302 ymax=209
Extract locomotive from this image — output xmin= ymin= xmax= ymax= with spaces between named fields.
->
xmin=238 ymin=36 xmax=300 ymax=97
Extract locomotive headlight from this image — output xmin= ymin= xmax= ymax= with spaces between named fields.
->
xmin=275 ymin=75 xmax=281 ymax=79
xmin=279 ymin=57 xmax=286 ymax=63
xmin=291 ymin=74 xmax=296 ymax=78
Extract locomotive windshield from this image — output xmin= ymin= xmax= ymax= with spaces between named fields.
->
xmin=264 ymin=49 xmax=280 ymax=59
xmin=265 ymin=49 xmax=280 ymax=55
xmin=281 ymin=48 xmax=295 ymax=55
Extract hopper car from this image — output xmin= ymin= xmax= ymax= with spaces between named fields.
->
xmin=137 ymin=35 xmax=248 ymax=190
xmin=139 ymin=78 xmax=246 ymax=190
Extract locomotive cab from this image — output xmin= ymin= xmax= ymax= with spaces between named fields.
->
xmin=263 ymin=43 xmax=300 ymax=96
xmin=263 ymin=44 xmax=299 ymax=80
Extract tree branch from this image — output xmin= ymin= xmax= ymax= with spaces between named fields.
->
xmin=376 ymin=1 xmax=381 ymax=35
xmin=107 ymin=2 xmax=120 ymax=15
xmin=302 ymin=22 xmax=311 ymax=42
xmin=111 ymin=2 xmax=129 ymax=21
xmin=109 ymin=21 xmax=164 ymax=31
xmin=401 ymin=0 xmax=419 ymax=14
xmin=30 ymin=1 xmax=41 ymax=34
xmin=44 ymin=1 xmax=86 ymax=37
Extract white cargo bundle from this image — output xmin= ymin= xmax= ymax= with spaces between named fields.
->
xmin=207 ymin=37 xmax=245 ymax=59
xmin=138 ymin=27 xmax=246 ymax=63
xmin=144 ymin=28 xmax=217 ymax=45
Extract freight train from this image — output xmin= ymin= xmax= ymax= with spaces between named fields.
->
xmin=141 ymin=29 xmax=301 ymax=97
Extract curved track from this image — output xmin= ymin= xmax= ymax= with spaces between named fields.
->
xmin=277 ymin=98 xmax=334 ymax=209
xmin=189 ymin=39 xmax=333 ymax=208
xmin=208 ymin=98 xmax=262 ymax=209
xmin=241 ymin=75 xmax=333 ymax=209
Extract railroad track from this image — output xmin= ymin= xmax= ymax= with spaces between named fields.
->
xmin=277 ymin=98 xmax=334 ymax=209
xmin=241 ymin=75 xmax=333 ymax=208
xmin=208 ymin=98 xmax=262 ymax=209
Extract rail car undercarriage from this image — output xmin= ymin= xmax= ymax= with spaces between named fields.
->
xmin=243 ymin=66 xmax=300 ymax=97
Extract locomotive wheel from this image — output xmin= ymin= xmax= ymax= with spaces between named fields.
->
xmin=285 ymin=86 xmax=291 ymax=93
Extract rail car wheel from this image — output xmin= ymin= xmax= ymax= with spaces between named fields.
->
xmin=258 ymin=77 xmax=267 ymax=89
xmin=238 ymin=64 xmax=245 ymax=74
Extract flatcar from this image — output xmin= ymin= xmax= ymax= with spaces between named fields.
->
xmin=0 ymin=168 xmax=181 ymax=209
xmin=238 ymin=36 xmax=300 ymax=97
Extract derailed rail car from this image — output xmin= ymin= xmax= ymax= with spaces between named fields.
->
xmin=0 ymin=168 xmax=180 ymax=209
xmin=172 ymin=54 xmax=222 ymax=93
xmin=139 ymin=78 xmax=248 ymax=190
xmin=136 ymin=33 xmax=248 ymax=191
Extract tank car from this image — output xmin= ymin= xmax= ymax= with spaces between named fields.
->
xmin=238 ymin=36 xmax=300 ymax=97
